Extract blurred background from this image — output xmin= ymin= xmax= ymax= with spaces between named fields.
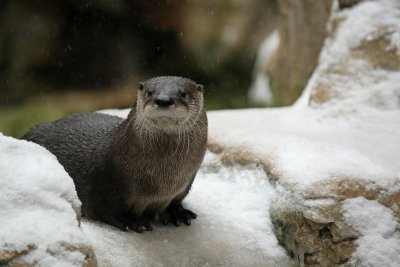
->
xmin=0 ymin=0 xmax=335 ymax=137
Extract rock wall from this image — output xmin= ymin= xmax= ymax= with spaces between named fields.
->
xmin=267 ymin=0 xmax=332 ymax=106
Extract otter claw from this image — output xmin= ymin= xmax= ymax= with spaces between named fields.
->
xmin=183 ymin=217 xmax=191 ymax=226
xmin=161 ymin=204 xmax=197 ymax=227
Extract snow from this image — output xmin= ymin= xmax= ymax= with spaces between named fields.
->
xmin=81 ymin=152 xmax=292 ymax=267
xmin=248 ymin=74 xmax=273 ymax=104
xmin=303 ymin=198 xmax=336 ymax=207
xmin=0 ymin=131 xmax=293 ymax=266
xmin=330 ymin=0 xmax=400 ymax=55
xmin=297 ymin=0 xmax=400 ymax=109
xmin=342 ymin=197 xmax=400 ymax=267
xmin=0 ymin=134 xmax=90 ymax=266
xmin=206 ymin=107 xmax=400 ymax=192
xmin=205 ymin=0 xmax=400 ymax=192
xmin=248 ymin=30 xmax=280 ymax=104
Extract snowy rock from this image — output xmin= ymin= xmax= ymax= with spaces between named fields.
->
xmin=0 ymin=134 xmax=96 ymax=267
xmin=270 ymin=195 xmax=359 ymax=266
xmin=303 ymin=0 xmax=400 ymax=108
xmin=206 ymin=0 xmax=400 ymax=266
xmin=342 ymin=197 xmax=400 ymax=267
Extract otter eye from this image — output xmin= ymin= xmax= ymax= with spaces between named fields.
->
xmin=146 ymin=91 xmax=153 ymax=97
xmin=180 ymin=92 xmax=187 ymax=98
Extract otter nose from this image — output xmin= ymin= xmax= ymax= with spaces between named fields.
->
xmin=155 ymin=96 xmax=174 ymax=107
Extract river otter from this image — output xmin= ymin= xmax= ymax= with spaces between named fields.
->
xmin=22 ymin=76 xmax=208 ymax=233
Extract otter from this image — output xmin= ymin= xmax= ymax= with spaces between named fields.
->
xmin=22 ymin=76 xmax=208 ymax=233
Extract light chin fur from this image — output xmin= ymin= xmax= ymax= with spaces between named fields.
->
xmin=141 ymin=106 xmax=194 ymax=131
xmin=134 ymin=113 xmax=191 ymax=134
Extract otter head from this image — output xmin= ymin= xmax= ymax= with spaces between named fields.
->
xmin=135 ymin=76 xmax=205 ymax=133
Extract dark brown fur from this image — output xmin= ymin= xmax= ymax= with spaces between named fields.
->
xmin=22 ymin=76 xmax=208 ymax=232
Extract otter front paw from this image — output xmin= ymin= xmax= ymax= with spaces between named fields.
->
xmin=160 ymin=203 xmax=197 ymax=226
xmin=100 ymin=215 xmax=152 ymax=233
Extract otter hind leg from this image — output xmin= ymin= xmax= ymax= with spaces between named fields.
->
xmin=160 ymin=202 xmax=197 ymax=226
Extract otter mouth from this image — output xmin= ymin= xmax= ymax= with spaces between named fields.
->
xmin=151 ymin=116 xmax=180 ymax=126
xmin=139 ymin=105 xmax=191 ymax=130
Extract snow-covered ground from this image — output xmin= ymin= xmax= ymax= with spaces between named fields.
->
xmin=81 ymin=152 xmax=293 ymax=267
xmin=342 ymin=197 xmax=400 ymax=267
xmin=205 ymin=104 xmax=400 ymax=266
xmin=207 ymin=106 xmax=400 ymax=192
xmin=0 ymin=134 xmax=94 ymax=266
xmin=0 ymin=131 xmax=294 ymax=266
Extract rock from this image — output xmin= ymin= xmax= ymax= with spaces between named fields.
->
xmin=338 ymin=0 xmax=361 ymax=9
xmin=0 ymin=245 xmax=35 ymax=266
xmin=305 ymin=0 xmax=400 ymax=109
xmin=267 ymin=0 xmax=332 ymax=105
xmin=207 ymin=1 xmax=400 ymax=265
xmin=0 ymin=134 xmax=96 ymax=267
xmin=270 ymin=196 xmax=359 ymax=266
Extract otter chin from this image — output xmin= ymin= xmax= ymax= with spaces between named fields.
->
xmin=145 ymin=113 xmax=190 ymax=130
xmin=22 ymin=76 xmax=208 ymax=233
xmin=152 ymin=116 xmax=179 ymax=126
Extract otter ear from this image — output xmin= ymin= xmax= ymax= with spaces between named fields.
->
xmin=196 ymin=84 xmax=204 ymax=93
xmin=138 ymin=82 xmax=144 ymax=91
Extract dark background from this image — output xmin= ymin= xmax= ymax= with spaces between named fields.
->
xmin=0 ymin=0 xmax=332 ymax=137
xmin=0 ymin=0 xmax=279 ymax=137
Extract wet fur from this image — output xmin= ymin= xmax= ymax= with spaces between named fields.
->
xmin=22 ymin=76 xmax=208 ymax=231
